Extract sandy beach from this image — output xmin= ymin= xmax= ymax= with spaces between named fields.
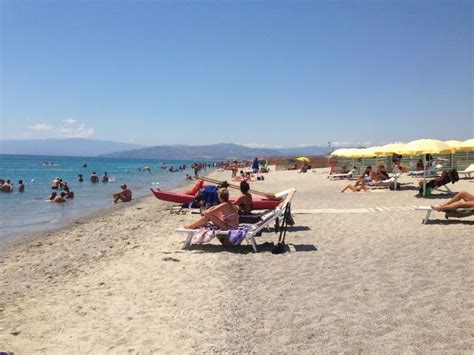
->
xmin=0 ymin=168 xmax=473 ymax=353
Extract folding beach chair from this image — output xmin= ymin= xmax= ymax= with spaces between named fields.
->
xmin=176 ymin=188 xmax=296 ymax=252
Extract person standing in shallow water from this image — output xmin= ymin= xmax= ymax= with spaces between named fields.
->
xmin=18 ymin=180 xmax=25 ymax=192
xmin=90 ymin=172 xmax=99 ymax=183
xmin=78 ymin=174 xmax=84 ymax=182
xmin=102 ymin=172 xmax=109 ymax=183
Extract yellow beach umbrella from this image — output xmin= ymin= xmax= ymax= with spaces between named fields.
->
xmin=374 ymin=142 xmax=405 ymax=157
xmin=330 ymin=148 xmax=349 ymax=157
xmin=341 ymin=148 xmax=362 ymax=158
xmin=458 ymin=139 xmax=474 ymax=152
xmin=444 ymin=140 xmax=464 ymax=151
xmin=399 ymin=139 xmax=454 ymax=156
xmin=356 ymin=146 xmax=382 ymax=158
xmin=296 ymin=156 xmax=310 ymax=163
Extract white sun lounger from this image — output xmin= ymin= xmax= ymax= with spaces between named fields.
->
xmin=416 ymin=206 xmax=474 ymax=224
xmin=458 ymin=164 xmax=474 ymax=179
xmin=328 ymin=169 xmax=355 ymax=180
xmin=176 ymin=188 xmax=296 ymax=252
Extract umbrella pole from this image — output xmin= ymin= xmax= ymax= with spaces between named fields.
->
xmin=423 ymin=155 xmax=427 ymax=197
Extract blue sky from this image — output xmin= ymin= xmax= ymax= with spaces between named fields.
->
xmin=1 ymin=0 xmax=472 ymax=147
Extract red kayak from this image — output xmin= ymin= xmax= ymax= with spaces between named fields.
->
xmin=150 ymin=188 xmax=281 ymax=210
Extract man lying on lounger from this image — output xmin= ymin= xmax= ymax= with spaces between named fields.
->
xmin=431 ymin=191 xmax=474 ymax=212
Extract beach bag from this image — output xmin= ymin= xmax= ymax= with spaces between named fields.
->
xmin=272 ymin=203 xmax=292 ymax=254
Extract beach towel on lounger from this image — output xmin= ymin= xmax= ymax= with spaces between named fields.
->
xmin=228 ymin=226 xmax=252 ymax=246
xmin=191 ymin=224 xmax=219 ymax=245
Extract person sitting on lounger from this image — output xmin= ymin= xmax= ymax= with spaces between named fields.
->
xmin=184 ymin=188 xmax=239 ymax=231
xmin=431 ymin=191 xmax=474 ymax=212
xmin=377 ymin=164 xmax=390 ymax=180
xmin=341 ymin=176 xmax=367 ymax=193
xmin=234 ymin=181 xmax=253 ymax=214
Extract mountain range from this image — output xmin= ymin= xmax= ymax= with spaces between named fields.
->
xmin=0 ymin=139 xmax=330 ymax=159
xmin=100 ymin=143 xmax=330 ymax=159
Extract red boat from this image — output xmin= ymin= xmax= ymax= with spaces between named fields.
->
xmin=150 ymin=187 xmax=281 ymax=210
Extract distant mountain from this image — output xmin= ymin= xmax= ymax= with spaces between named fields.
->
xmin=0 ymin=138 xmax=146 ymax=157
xmin=100 ymin=143 xmax=330 ymax=160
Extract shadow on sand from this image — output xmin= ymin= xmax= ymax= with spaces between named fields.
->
xmin=188 ymin=241 xmax=318 ymax=254
xmin=425 ymin=219 xmax=474 ymax=225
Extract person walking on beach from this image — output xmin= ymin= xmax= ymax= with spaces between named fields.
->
xmin=90 ymin=172 xmax=99 ymax=183
xmin=113 ymin=184 xmax=132 ymax=203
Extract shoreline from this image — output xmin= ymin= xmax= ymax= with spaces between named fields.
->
xmin=0 ymin=171 xmax=212 ymax=256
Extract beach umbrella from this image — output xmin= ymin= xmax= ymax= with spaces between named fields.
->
xmin=444 ymin=140 xmax=464 ymax=151
xmin=296 ymin=156 xmax=310 ymax=163
xmin=458 ymin=139 xmax=474 ymax=152
xmin=330 ymin=148 xmax=349 ymax=157
xmin=355 ymin=146 xmax=382 ymax=158
xmin=399 ymin=139 xmax=454 ymax=156
xmin=399 ymin=139 xmax=453 ymax=197
xmin=374 ymin=142 xmax=405 ymax=157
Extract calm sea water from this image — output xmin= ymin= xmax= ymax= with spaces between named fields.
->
xmin=0 ymin=155 xmax=211 ymax=244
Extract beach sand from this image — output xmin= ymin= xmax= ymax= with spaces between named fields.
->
xmin=1 ymin=168 xmax=473 ymax=353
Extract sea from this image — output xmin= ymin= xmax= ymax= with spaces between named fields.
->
xmin=0 ymin=155 xmax=212 ymax=245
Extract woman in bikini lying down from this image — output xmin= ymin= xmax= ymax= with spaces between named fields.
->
xmin=431 ymin=191 xmax=474 ymax=211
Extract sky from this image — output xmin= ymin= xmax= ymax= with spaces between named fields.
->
xmin=1 ymin=0 xmax=472 ymax=148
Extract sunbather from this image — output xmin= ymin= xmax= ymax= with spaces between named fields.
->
xmin=377 ymin=164 xmax=390 ymax=180
xmin=431 ymin=191 xmax=474 ymax=211
xmin=234 ymin=181 xmax=253 ymax=214
xmin=341 ymin=176 xmax=367 ymax=192
xmin=184 ymin=188 xmax=239 ymax=230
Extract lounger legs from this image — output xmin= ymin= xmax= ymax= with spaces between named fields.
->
xmin=422 ymin=210 xmax=432 ymax=224
xmin=183 ymin=233 xmax=193 ymax=249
